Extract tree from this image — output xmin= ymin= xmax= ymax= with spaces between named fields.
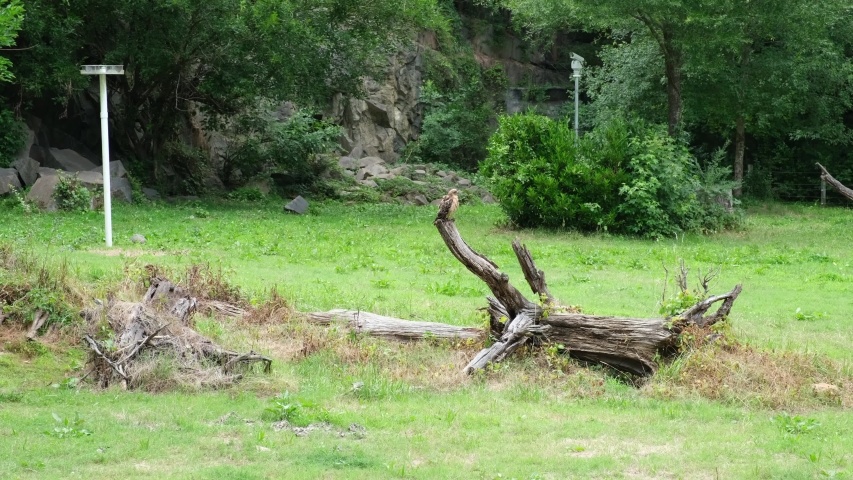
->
xmin=684 ymin=0 xmax=853 ymax=196
xmin=504 ymin=0 xmax=715 ymax=136
xmin=8 ymin=0 xmax=446 ymax=168
xmin=0 ymin=0 xmax=23 ymax=83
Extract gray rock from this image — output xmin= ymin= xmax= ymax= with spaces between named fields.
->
xmin=12 ymin=157 xmax=39 ymax=186
xmin=389 ymin=166 xmax=406 ymax=176
xmin=358 ymin=156 xmax=385 ymax=168
xmin=0 ymin=168 xmax=22 ymax=196
xmin=142 ymin=188 xmax=161 ymax=201
xmin=412 ymin=180 xmax=427 ymax=186
xmin=39 ymin=167 xmax=57 ymax=178
xmin=364 ymin=163 xmax=388 ymax=177
xmin=48 ymin=148 xmax=97 ymax=172
xmin=359 ymin=179 xmax=378 ymax=188
xmin=349 ymin=145 xmax=364 ymax=159
xmin=355 ymin=168 xmax=371 ymax=181
xmin=482 ymin=193 xmax=498 ymax=204
xmin=285 ymin=195 xmax=309 ymax=214
xmin=109 ymin=177 xmax=133 ymax=203
xmin=130 ymin=234 xmax=147 ymax=244
xmin=413 ymin=194 xmax=429 ymax=206
xmin=65 ymin=171 xmax=132 ymax=203
xmin=25 ymin=175 xmax=61 ymax=211
xmin=14 ymin=126 xmax=35 ymax=164
xmin=436 ymin=170 xmax=447 ymax=178
xmin=411 ymin=169 xmax=427 ymax=180
xmin=457 ymin=178 xmax=472 ymax=187
xmin=338 ymin=156 xmax=358 ymax=170
xmin=90 ymin=161 xmax=127 ymax=178
xmin=430 ymin=199 xmax=442 ymax=206
xmin=373 ymin=173 xmax=397 ymax=180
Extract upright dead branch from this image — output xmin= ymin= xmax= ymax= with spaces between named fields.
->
xmin=817 ymin=163 xmax=853 ymax=201
xmin=434 ymin=218 xmax=743 ymax=376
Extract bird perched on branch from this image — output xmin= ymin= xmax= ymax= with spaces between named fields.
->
xmin=434 ymin=188 xmax=459 ymax=224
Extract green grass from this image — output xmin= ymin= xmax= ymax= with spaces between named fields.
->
xmin=1 ymin=199 xmax=853 ymax=478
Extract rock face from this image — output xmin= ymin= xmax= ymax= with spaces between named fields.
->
xmin=326 ymin=45 xmax=426 ymax=163
xmin=0 ymin=168 xmax=22 ymax=196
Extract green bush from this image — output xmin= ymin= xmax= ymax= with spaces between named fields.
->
xmin=0 ymin=108 xmax=25 ymax=168
xmin=481 ymin=113 xmax=739 ymax=237
xmin=53 ymin=173 xmax=92 ymax=212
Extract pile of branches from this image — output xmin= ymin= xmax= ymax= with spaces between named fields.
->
xmin=81 ymin=278 xmax=270 ymax=390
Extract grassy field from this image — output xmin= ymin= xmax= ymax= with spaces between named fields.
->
xmin=1 ymin=199 xmax=852 ymax=479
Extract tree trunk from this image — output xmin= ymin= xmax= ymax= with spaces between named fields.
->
xmin=734 ymin=116 xmax=745 ymax=197
xmin=433 ymin=218 xmax=742 ymax=376
xmin=306 ymin=310 xmax=483 ymax=341
xmin=663 ymin=29 xmax=683 ymax=137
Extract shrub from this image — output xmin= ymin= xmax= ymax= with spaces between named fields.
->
xmin=227 ymin=111 xmax=341 ymax=184
xmin=481 ymin=112 xmax=739 ymax=237
xmin=53 ymin=173 xmax=92 ymax=212
xmin=0 ymin=108 xmax=25 ymax=168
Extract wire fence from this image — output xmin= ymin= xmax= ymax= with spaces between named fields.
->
xmin=749 ymin=169 xmax=853 ymax=206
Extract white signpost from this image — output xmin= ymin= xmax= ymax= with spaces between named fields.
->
xmin=80 ymin=65 xmax=124 ymax=247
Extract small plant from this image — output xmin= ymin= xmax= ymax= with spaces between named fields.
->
xmin=227 ymin=187 xmax=265 ymax=202
xmin=772 ymin=412 xmax=820 ymax=437
xmin=794 ymin=308 xmax=827 ymax=322
xmin=53 ymin=173 xmax=92 ymax=212
xmin=44 ymin=413 xmax=92 ymax=438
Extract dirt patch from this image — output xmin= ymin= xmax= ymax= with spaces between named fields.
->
xmin=89 ymin=249 xmax=166 ymax=257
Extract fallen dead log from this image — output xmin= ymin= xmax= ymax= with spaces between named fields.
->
xmin=817 ymin=163 xmax=853 ymax=201
xmin=306 ymin=309 xmax=483 ymax=341
xmin=82 ymin=278 xmax=271 ymax=390
xmin=433 ymin=217 xmax=743 ymax=376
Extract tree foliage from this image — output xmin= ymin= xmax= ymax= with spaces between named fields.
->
xmin=7 ymin=0 xmax=446 ymax=165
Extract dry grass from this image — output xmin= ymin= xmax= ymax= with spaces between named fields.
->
xmin=647 ymin=338 xmax=850 ymax=409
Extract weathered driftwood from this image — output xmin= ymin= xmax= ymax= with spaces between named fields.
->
xmin=434 ymin=218 xmax=742 ymax=376
xmin=82 ymin=279 xmax=271 ymax=389
xmin=307 ymin=309 xmax=482 ymax=341
xmin=817 ymin=163 xmax=853 ymax=201
xmin=26 ymin=310 xmax=48 ymax=340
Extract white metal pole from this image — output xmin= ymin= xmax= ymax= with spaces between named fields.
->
xmin=99 ymin=73 xmax=113 ymax=247
xmin=574 ymin=74 xmax=579 ymax=140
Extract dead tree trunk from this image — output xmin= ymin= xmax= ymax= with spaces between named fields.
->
xmin=306 ymin=310 xmax=483 ymax=341
xmin=434 ymin=218 xmax=742 ymax=376
xmin=817 ymin=163 xmax=853 ymax=202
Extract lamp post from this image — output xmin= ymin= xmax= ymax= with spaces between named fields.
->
xmin=80 ymin=65 xmax=124 ymax=247
xmin=570 ymin=53 xmax=584 ymax=139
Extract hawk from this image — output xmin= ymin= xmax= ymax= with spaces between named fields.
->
xmin=434 ymin=188 xmax=459 ymax=224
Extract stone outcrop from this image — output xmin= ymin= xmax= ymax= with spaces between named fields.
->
xmin=326 ymin=42 xmax=428 ymax=163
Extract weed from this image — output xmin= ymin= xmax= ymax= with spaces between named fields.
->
xmin=6 ymin=340 xmax=50 ymax=358
xmin=795 ymin=308 xmax=828 ymax=322
xmin=44 ymin=413 xmax=92 ymax=438
xmin=772 ymin=412 xmax=820 ymax=437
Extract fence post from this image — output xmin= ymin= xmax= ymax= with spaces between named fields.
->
xmin=821 ymin=177 xmax=827 ymax=206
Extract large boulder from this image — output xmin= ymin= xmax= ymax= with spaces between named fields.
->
xmin=48 ymin=148 xmax=97 ymax=172
xmin=26 ymin=175 xmax=61 ymax=211
xmin=12 ymin=157 xmax=39 ymax=186
xmin=90 ymin=161 xmax=128 ymax=179
xmin=73 ymin=171 xmax=133 ymax=203
xmin=0 ymin=168 xmax=22 ymax=196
